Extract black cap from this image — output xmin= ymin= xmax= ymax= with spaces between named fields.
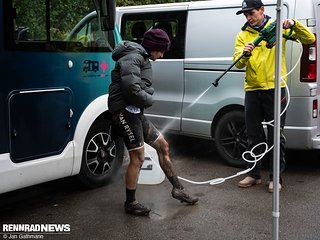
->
xmin=236 ymin=0 xmax=264 ymax=15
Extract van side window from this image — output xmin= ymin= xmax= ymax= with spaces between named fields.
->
xmin=5 ymin=0 xmax=113 ymax=52
xmin=121 ymin=11 xmax=187 ymax=59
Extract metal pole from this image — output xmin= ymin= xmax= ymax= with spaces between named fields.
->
xmin=273 ymin=1 xmax=283 ymax=239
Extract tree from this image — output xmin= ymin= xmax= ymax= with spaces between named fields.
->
xmin=13 ymin=0 xmax=202 ymax=40
xmin=13 ymin=0 xmax=94 ymax=40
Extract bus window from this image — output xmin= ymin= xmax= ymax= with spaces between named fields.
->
xmin=13 ymin=0 xmax=46 ymax=41
xmin=67 ymin=14 xmax=112 ymax=49
xmin=9 ymin=0 xmax=114 ymax=52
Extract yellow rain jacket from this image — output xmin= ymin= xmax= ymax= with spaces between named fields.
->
xmin=234 ymin=19 xmax=315 ymax=92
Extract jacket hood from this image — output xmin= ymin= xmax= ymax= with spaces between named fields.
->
xmin=112 ymin=41 xmax=149 ymax=61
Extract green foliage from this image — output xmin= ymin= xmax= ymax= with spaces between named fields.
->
xmin=13 ymin=0 xmax=203 ymax=40
xmin=13 ymin=0 xmax=46 ymax=39
xmin=50 ymin=0 xmax=93 ymax=39
xmin=13 ymin=0 xmax=94 ymax=40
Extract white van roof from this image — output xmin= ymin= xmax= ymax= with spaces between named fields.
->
xmin=116 ymin=0 xmax=315 ymax=20
xmin=116 ymin=0 xmax=278 ymax=12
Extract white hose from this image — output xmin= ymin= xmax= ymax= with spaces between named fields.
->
xmin=177 ymin=39 xmax=303 ymax=185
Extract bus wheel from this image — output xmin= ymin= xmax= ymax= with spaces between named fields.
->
xmin=214 ymin=110 xmax=247 ymax=168
xmin=79 ymin=119 xmax=124 ymax=188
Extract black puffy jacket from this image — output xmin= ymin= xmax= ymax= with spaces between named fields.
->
xmin=108 ymin=41 xmax=154 ymax=113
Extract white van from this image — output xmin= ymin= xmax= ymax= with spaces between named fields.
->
xmin=111 ymin=0 xmax=319 ymax=167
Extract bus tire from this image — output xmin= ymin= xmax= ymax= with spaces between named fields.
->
xmin=214 ymin=110 xmax=247 ymax=168
xmin=79 ymin=118 xmax=124 ymax=188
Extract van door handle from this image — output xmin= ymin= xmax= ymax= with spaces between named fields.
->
xmin=68 ymin=60 xmax=73 ymax=69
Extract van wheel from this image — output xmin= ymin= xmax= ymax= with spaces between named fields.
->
xmin=79 ymin=118 xmax=124 ymax=188
xmin=214 ymin=110 xmax=247 ymax=168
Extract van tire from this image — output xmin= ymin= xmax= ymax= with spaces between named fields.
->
xmin=79 ymin=118 xmax=124 ymax=188
xmin=214 ymin=110 xmax=247 ymax=168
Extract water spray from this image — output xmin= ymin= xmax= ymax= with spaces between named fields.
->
xmin=174 ymin=38 xmax=302 ymax=186
xmin=146 ymin=23 xmax=301 ymax=186
xmin=148 ymin=36 xmax=302 ymax=186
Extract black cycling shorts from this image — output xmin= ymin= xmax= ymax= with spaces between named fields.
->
xmin=112 ymin=109 xmax=160 ymax=151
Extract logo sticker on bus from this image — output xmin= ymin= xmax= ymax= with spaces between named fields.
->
xmin=82 ymin=60 xmax=109 ymax=77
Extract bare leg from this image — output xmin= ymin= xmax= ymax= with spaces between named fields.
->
xmin=126 ymin=147 xmax=145 ymax=190
xmin=152 ymin=135 xmax=198 ymax=204
xmin=151 ymin=135 xmax=176 ymax=178
xmin=124 ymin=146 xmax=151 ymax=216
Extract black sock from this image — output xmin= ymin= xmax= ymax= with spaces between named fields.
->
xmin=125 ymin=188 xmax=136 ymax=204
xmin=168 ymin=176 xmax=184 ymax=189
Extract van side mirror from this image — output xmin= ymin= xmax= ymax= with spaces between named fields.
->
xmin=93 ymin=0 xmax=115 ymax=31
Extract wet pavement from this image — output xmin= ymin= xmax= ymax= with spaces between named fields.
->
xmin=0 ymin=135 xmax=320 ymax=240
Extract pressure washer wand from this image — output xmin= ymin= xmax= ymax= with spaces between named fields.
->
xmin=212 ymin=33 xmax=265 ymax=87
xmin=212 ymin=21 xmax=285 ymax=87
xmin=212 ymin=53 xmax=246 ymax=87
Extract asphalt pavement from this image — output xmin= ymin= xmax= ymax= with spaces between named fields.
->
xmin=0 ymin=135 xmax=320 ymax=240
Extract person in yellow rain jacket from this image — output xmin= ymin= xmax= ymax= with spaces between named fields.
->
xmin=234 ymin=0 xmax=315 ymax=192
